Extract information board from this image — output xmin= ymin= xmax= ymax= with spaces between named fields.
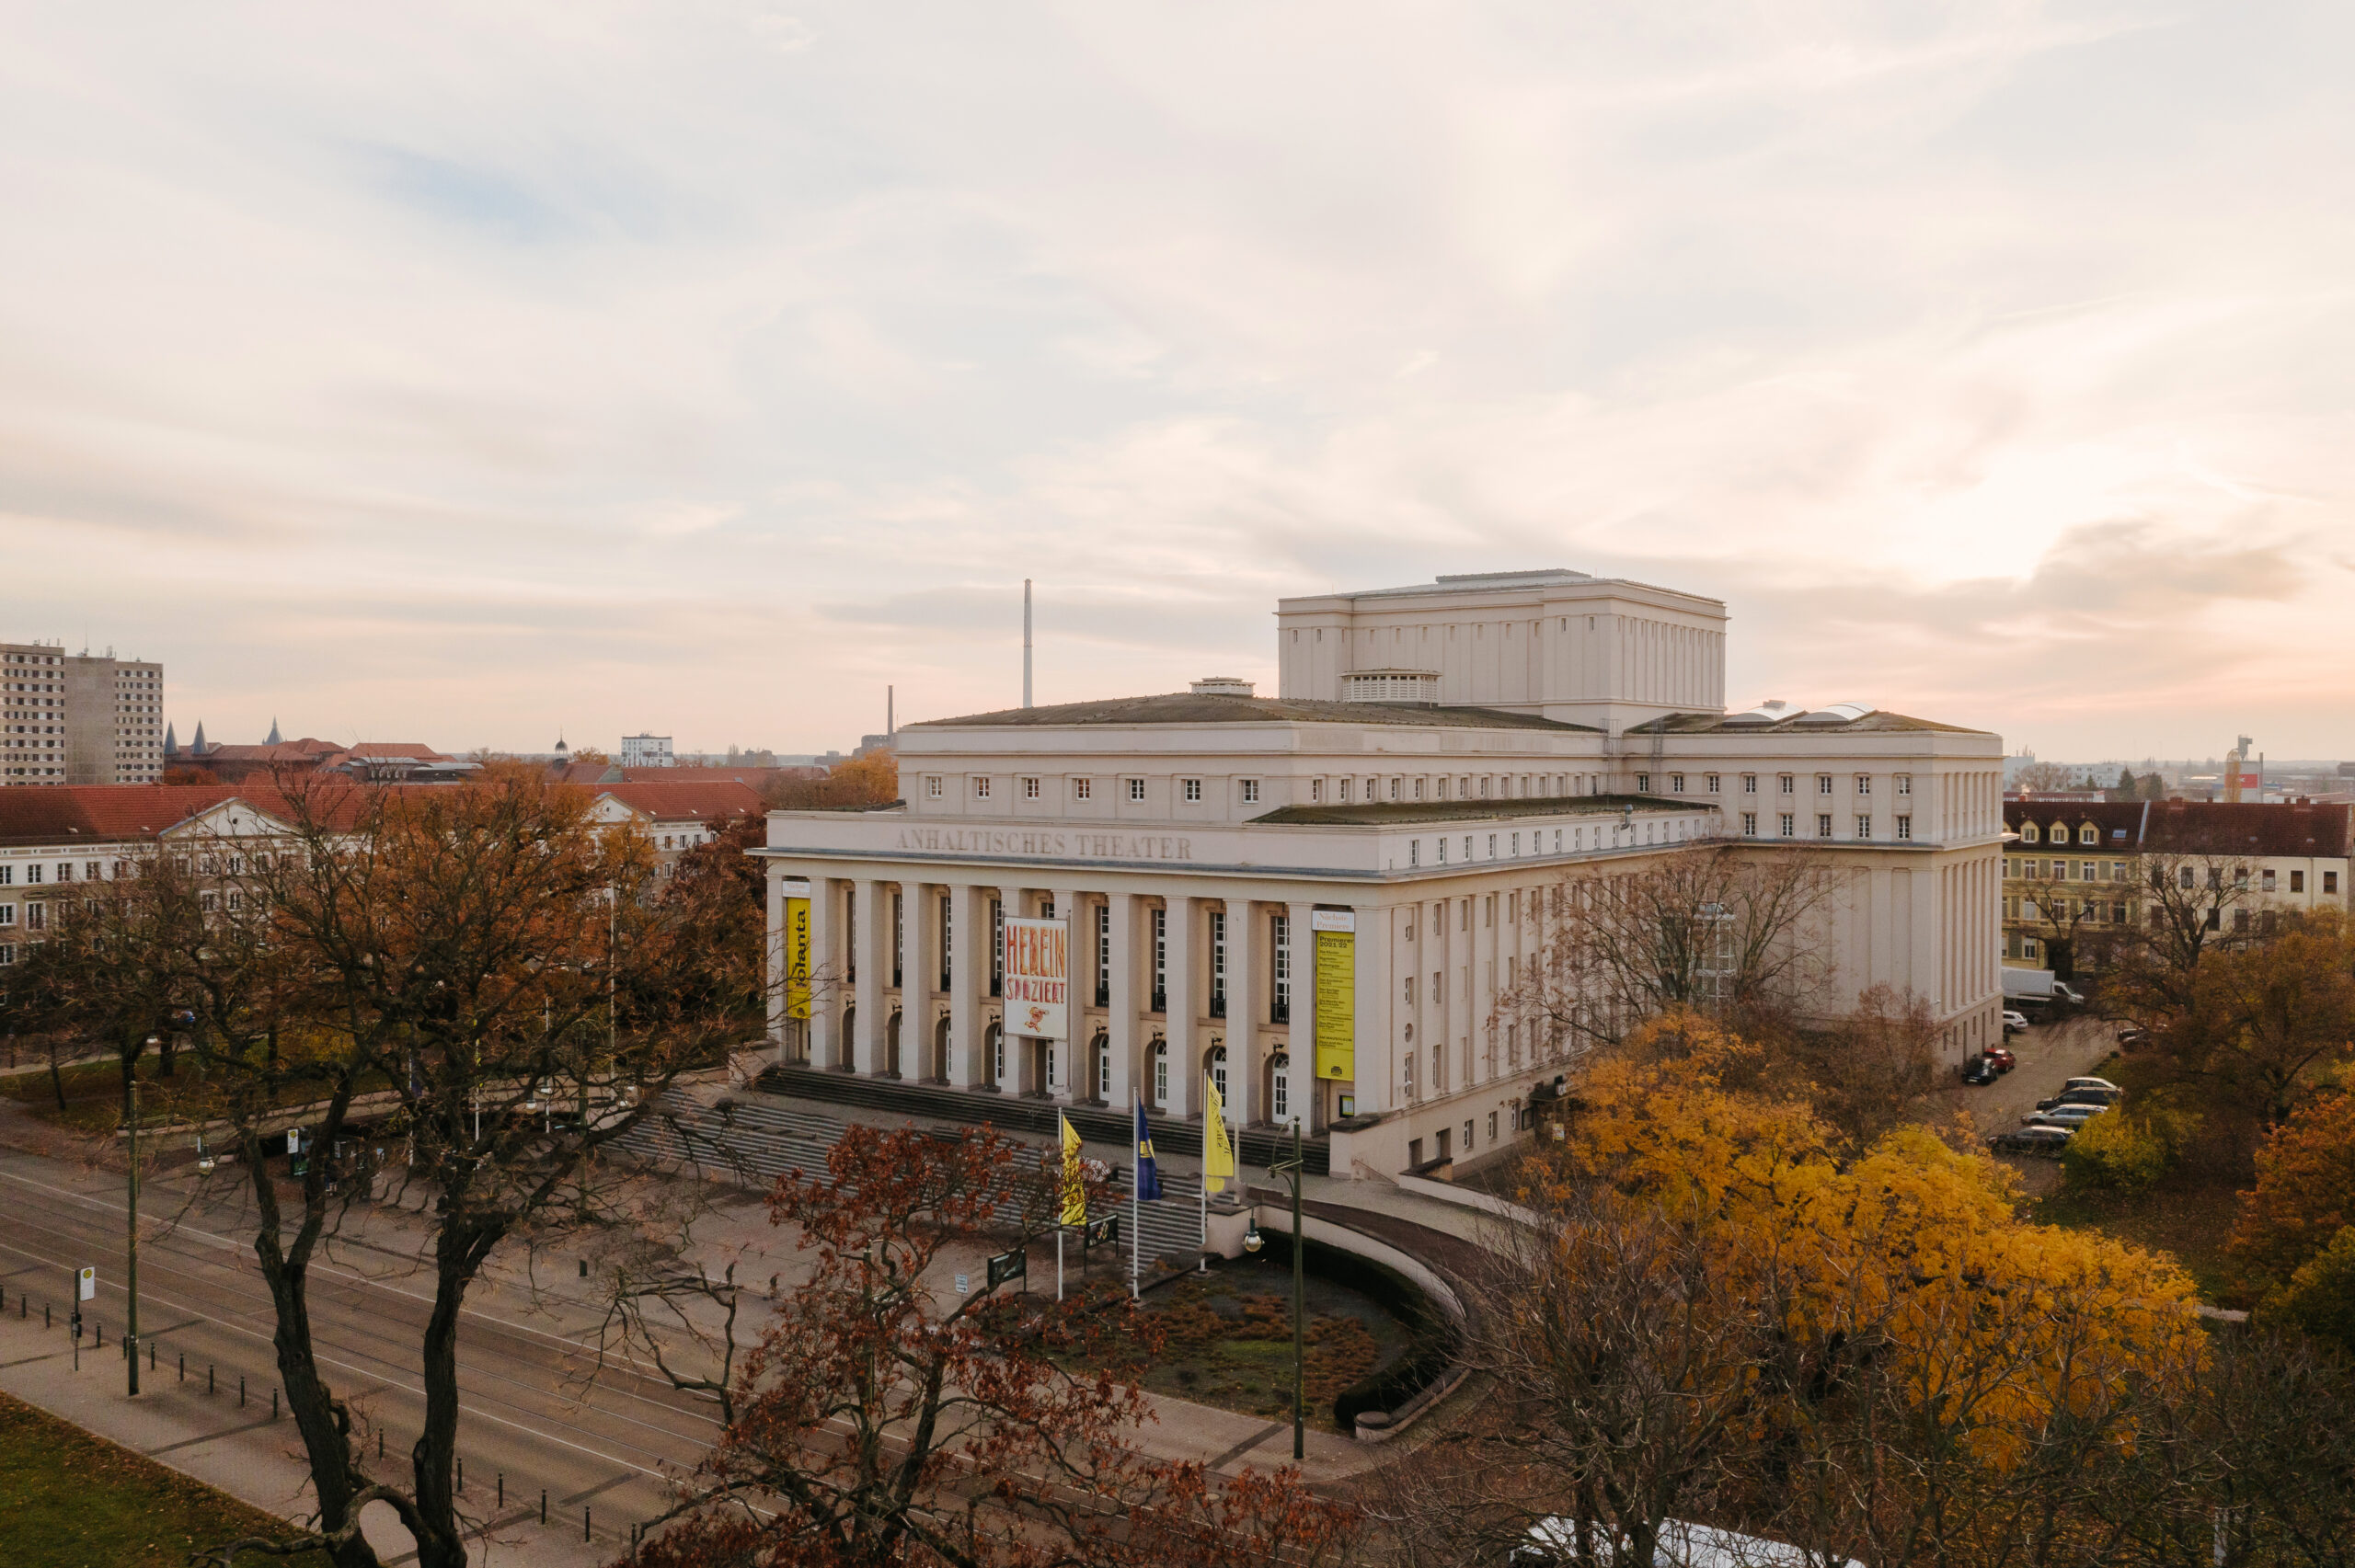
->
xmin=1312 ymin=909 xmax=1355 ymax=1081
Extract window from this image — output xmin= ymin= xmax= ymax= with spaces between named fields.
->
xmin=1182 ymin=778 xmax=1201 ymax=802
xmin=1389 ymin=777 xmax=1402 ymax=800
xmin=1670 ymin=773 xmax=1685 ymax=793
xmin=925 ymin=775 xmax=942 ymax=797
xmin=1779 ymin=813 xmax=1796 ymax=837
xmin=2022 ymin=823 xmax=2039 ymax=842
xmin=1240 ymin=779 xmax=1259 ymax=804
xmin=1074 ymin=777 xmax=1092 ymax=800
xmin=2292 ymin=870 xmax=2305 ymax=893
xmin=2179 ymin=867 xmax=2195 ymax=890
xmin=2262 ymin=868 xmax=2277 ymax=892
xmin=2327 ymin=872 xmax=2339 ymax=895
xmin=1706 ymin=773 xmax=1720 ymax=794
xmin=2234 ymin=909 xmax=2251 ymax=933
xmin=1151 ymin=907 xmax=1168 ymax=1012
xmin=1209 ymin=911 xmax=1226 ymax=1017
xmin=1817 ymin=775 xmax=1832 ymax=795
xmin=1270 ymin=914 xmax=1291 ymax=1022
xmin=1488 ymin=1110 xmax=1499 ymax=1142
xmin=1402 ymin=1053 xmax=1415 ymax=1101
xmin=2080 ymin=825 xmax=2097 ymax=845
xmin=1511 ymin=831 xmax=1520 ymax=855
xmin=1779 ymin=775 xmax=1795 ymax=795
xmin=1895 ymin=774 xmax=1912 ymax=795
xmin=1272 ymin=1058 xmax=1289 ymax=1121
xmin=1896 ymin=815 xmax=1912 ymax=841
xmin=1408 ymin=841 xmax=1419 ymax=867
xmin=1856 ymin=815 xmax=1872 ymax=839
xmin=1153 ymin=1044 xmax=1167 ymax=1105
xmin=24 ymin=864 xmax=40 ymax=884
xmin=1742 ymin=773 xmax=1758 ymax=794
xmin=972 ymin=776 xmax=991 ymax=798
xmin=1339 ymin=778 xmax=1351 ymax=802
xmin=1097 ymin=1044 xmax=1111 ymax=1100
xmin=1855 ymin=774 xmax=1871 ymax=795
xmin=1465 ymin=1119 xmax=1476 ymax=1152
xmin=1437 ymin=837 xmax=1447 ymax=864
xmin=1817 ymin=814 xmax=1833 ymax=838
xmin=1022 ymin=777 xmax=1040 ymax=799
xmin=1742 ymin=812 xmax=1758 ymax=837
xmin=1487 ymin=834 xmax=1497 ymax=858
xmin=1310 ymin=778 xmax=1323 ymax=802
xmin=1635 ymin=773 xmax=1650 ymax=793
xmin=0 ymin=905 xmax=12 ymax=926
xmin=2024 ymin=937 xmax=2039 ymax=959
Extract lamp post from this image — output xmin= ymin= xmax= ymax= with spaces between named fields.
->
xmin=1242 ymin=1116 xmax=1306 ymax=1459
xmin=128 ymin=1036 xmax=155 ymax=1397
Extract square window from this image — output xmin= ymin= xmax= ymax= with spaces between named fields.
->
xmin=1636 ymin=773 xmax=1651 ymax=793
xmin=1896 ymin=815 xmax=1912 ymax=841
xmin=925 ymin=775 xmax=943 ymax=797
xmin=1706 ymin=773 xmax=1720 ymax=794
xmin=2292 ymin=869 xmax=2305 ymax=892
xmin=1670 ymin=773 xmax=1685 ymax=793
xmin=1855 ymin=774 xmax=1871 ymax=795
xmin=1779 ymin=775 xmax=1795 ymax=795
xmin=1074 ymin=777 xmax=1092 ymax=799
xmin=2327 ymin=872 xmax=2338 ymax=895
xmin=1241 ymin=779 xmax=1259 ymax=803
xmin=2262 ymin=868 xmax=2277 ymax=891
xmin=1129 ymin=777 xmax=1147 ymax=801
xmin=972 ymin=776 xmax=991 ymax=798
xmin=1022 ymin=776 xmax=1040 ymax=799
xmin=1183 ymin=778 xmax=1201 ymax=802
xmin=1817 ymin=775 xmax=1832 ymax=795
xmin=1896 ymin=775 xmax=1912 ymax=795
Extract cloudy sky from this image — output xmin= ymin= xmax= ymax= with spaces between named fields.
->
xmin=3 ymin=2 xmax=2349 ymax=761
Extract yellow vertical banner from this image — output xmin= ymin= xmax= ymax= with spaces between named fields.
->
xmin=1311 ymin=909 xmax=1355 ymax=1082
xmin=784 ymin=894 xmax=812 ymax=1022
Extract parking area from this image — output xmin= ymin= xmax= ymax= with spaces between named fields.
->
xmin=1937 ymin=1013 xmax=2123 ymax=1135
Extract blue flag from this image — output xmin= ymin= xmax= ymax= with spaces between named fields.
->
xmin=1133 ymin=1095 xmax=1162 ymax=1202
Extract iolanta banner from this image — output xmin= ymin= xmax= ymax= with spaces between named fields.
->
xmin=1003 ymin=916 xmax=1070 ymax=1041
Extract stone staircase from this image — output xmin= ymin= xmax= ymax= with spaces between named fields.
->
xmin=616 ymin=1093 xmax=1223 ymax=1268
xmin=752 ymin=1063 xmax=1330 ymax=1176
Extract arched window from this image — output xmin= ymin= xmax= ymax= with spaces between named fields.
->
xmin=1208 ymin=1044 xmax=1228 ymax=1106
xmin=2021 ymin=823 xmax=2039 ymax=843
xmin=988 ymin=1022 xmax=1005 ymax=1087
xmin=1269 ymin=1051 xmax=1290 ymax=1123
xmin=1092 ymin=1032 xmax=1109 ymax=1101
xmin=1151 ymin=1040 xmax=1169 ymax=1107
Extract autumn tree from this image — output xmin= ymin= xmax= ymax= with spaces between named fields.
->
xmin=2228 ymin=1088 xmax=2355 ymax=1301
xmin=1503 ymin=844 xmax=1838 ymax=1052
xmin=1776 ymin=983 xmax=1941 ymax=1152
xmin=762 ymin=751 xmax=901 ymax=811
xmin=2146 ymin=911 xmax=2355 ymax=1137
xmin=2103 ymin=845 xmax=2261 ymax=1024
xmin=611 ymin=1123 xmax=1351 ymax=1568
xmin=177 ymin=765 xmax=764 ymax=1568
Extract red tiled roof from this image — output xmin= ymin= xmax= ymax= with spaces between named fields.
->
xmin=593 ymin=781 xmax=763 ymax=823
xmin=2004 ymin=798 xmax=2353 ymax=859
xmin=620 ymin=766 xmax=791 ymax=786
xmin=0 ymin=781 xmax=378 ymax=846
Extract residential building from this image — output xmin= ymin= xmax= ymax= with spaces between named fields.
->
xmin=2000 ymin=798 xmax=2354 ymax=977
xmin=587 ymin=780 xmax=764 ymax=872
xmin=3 ymin=643 xmax=166 ymax=786
xmin=620 ymin=734 xmax=674 ymax=769
xmin=756 ymin=568 xmax=2005 ymax=1179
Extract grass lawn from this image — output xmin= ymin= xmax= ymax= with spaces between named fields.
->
xmin=1072 ymin=1256 xmax=1413 ymax=1431
xmin=0 ymin=1390 xmax=331 ymax=1566
xmin=0 ymin=1050 xmax=392 ymax=1137
xmin=2032 ymin=1178 xmax=2249 ymax=1305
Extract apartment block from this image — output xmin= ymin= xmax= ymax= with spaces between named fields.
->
xmin=2 ymin=643 xmax=167 ymax=786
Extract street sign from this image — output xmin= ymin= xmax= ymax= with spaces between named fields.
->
xmin=985 ymin=1247 xmax=1026 ymax=1289
xmin=1084 ymin=1215 xmax=1119 ymax=1248
xmin=76 ymin=1266 xmax=95 ymax=1301
xmin=953 ymin=1274 xmax=970 ymax=1296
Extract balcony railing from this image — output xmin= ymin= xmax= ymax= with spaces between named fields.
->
xmin=1270 ymin=999 xmax=1290 ymax=1024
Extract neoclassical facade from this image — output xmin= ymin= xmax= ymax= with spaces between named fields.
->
xmin=756 ymin=569 xmax=2005 ymax=1176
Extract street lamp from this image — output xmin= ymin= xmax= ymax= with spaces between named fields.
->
xmin=128 ymin=1035 xmax=155 ymax=1397
xmin=1245 ymin=1116 xmax=1308 ymax=1459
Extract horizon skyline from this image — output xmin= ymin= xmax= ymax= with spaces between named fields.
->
xmin=6 ymin=6 xmax=2351 ymax=760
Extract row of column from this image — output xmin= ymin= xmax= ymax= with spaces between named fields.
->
xmin=769 ymin=872 xmax=1326 ymax=1129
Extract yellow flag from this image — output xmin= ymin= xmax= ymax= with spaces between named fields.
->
xmin=1059 ymin=1112 xmax=1086 ymax=1227
xmin=1203 ymin=1074 xmax=1235 ymax=1194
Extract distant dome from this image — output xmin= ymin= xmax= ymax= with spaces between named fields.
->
xmin=554 ymin=736 xmax=569 ymax=755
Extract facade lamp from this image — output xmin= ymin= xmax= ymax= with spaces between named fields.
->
xmin=1242 ymin=1223 xmax=1264 ymax=1253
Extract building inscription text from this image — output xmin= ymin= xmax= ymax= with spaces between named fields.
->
xmin=893 ymin=828 xmax=1195 ymax=861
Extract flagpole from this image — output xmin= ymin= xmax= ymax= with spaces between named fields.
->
xmin=1199 ymin=1073 xmax=1209 ymax=1255
xmin=1057 ymin=1225 xmax=1064 ymax=1302
xmin=1131 ymin=1095 xmax=1142 ymax=1300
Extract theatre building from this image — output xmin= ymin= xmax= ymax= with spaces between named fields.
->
xmin=755 ymin=570 xmax=2005 ymax=1178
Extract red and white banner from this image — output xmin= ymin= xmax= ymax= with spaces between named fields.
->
xmin=1003 ymin=916 xmax=1069 ymax=1041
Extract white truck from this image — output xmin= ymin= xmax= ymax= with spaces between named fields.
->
xmin=2003 ymin=967 xmax=2085 ymax=1011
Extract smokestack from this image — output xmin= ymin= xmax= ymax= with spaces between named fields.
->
xmin=1022 ymin=578 xmax=1033 ymax=709
xmin=887 ymin=684 xmax=894 ymax=737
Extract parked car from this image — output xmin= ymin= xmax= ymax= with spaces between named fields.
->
xmin=1514 ymin=1517 xmax=1862 ymax=1568
xmin=2003 ymin=1010 xmax=2030 ymax=1035
xmin=2063 ymin=1077 xmax=2122 ymax=1093
xmin=2038 ymin=1087 xmax=2125 ymax=1111
xmin=2026 ymin=1104 xmax=2109 ymax=1128
xmin=1960 ymin=1054 xmax=1999 ymax=1086
xmin=2115 ymin=1025 xmax=2150 ymax=1050
xmin=1988 ymin=1125 xmax=2074 ymax=1157
xmin=1983 ymin=1045 xmax=2016 ymax=1072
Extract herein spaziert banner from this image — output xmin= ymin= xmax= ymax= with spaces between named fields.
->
xmin=1003 ymin=916 xmax=1070 ymax=1041
xmin=1311 ymin=908 xmax=1355 ymax=1082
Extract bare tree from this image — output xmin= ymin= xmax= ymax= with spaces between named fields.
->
xmin=1503 ymin=843 xmax=1839 ymax=1053
xmin=1778 ymin=984 xmax=1941 ymax=1152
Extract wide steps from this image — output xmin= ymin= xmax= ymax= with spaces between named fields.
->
xmin=752 ymin=1064 xmax=1329 ymax=1176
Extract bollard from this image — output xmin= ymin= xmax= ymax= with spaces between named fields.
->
xmin=240 ymin=1375 xmax=247 ymax=1408
xmin=178 ymin=1352 xmax=185 ymax=1382
xmin=210 ymin=1364 xmax=215 ymax=1394
xmin=150 ymin=1342 xmax=155 ymax=1372
xmin=46 ymin=1303 xmax=52 ymax=1327
xmin=585 ymin=1506 xmax=592 ymax=1543
xmin=378 ymin=1431 xmax=385 ymax=1460
xmin=95 ymin=1321 xmax=101 ymax=1348
xmin=456 ymin=1456 xmax=463 ymax=1493
xmin=272 ymin=1390 xmax=279 ymax=1420
xmin=498 ymin=1472 xmax=504 ymax=1508
xmin=579 ymin=1258 xmax=588 ymax=1278
xmin=541 ymin=1489 xmax=547 ymax=1526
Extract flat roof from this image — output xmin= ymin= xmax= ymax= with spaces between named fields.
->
xmin=907 ymin=692 xmax=1600 ymax=733
xmin=1629 ymin=708 xmax=1987 ymax=737
xmin=1250 ymin=792 xmax=1689 ymax=826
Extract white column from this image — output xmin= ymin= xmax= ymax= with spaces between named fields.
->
xmin=1164 ymin=896 xmax=1199 ymax=1118
xmin=764 ymin=865 xmax=787 ymax=1050
xmin=1225 ymin=895 xmax=1258 ymax=1127
xmin=1354 ymin=902 xmax=1390 ymax=1116
xmin=1106 ymin=891 xmax=1138 ymax=1107
xmin=899 ymin=881 xmax=932 ymax=1079
xmin=1284 ymin=899 xmax=1316 ymax=1132
xmin=809 ymin=877 xmax=842 ymax=1070
xmin=948 ymin=883 xmax=983 ymax=1087
xmin=1049 ymin=887 xmax=1080 ymax=1102
xmin=851 ymin=879 xmax=885 ymax=1075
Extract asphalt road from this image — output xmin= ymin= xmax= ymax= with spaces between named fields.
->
xmin=0 ymin=1143 xmax=724 ymax=1564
